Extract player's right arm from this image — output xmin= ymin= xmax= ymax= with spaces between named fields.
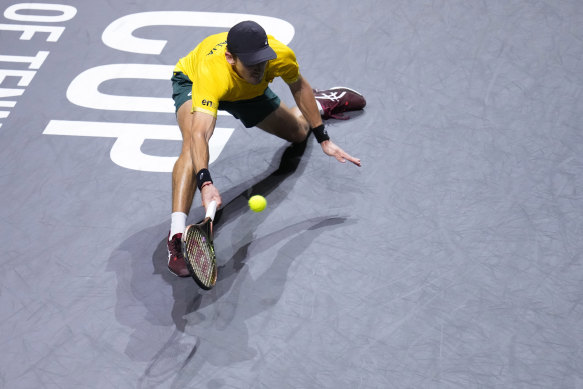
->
xmin=189 ymin=111 xmax=223 ymax=210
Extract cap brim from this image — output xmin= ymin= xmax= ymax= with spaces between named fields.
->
xmin=237 ymin=46 xmax=277 ymax=66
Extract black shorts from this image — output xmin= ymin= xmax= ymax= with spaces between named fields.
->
xmin=171 ymin=71 xmax=281 ymax=128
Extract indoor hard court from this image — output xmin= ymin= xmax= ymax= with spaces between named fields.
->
xmin=1 ymin=1 xmax=582 ymax=388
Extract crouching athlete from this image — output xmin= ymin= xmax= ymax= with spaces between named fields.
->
xmin=167 ymin=20 xmax=366 ymax=276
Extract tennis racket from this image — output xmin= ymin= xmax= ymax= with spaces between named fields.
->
xmin=182 ymin=200 xmax=218 ymax=290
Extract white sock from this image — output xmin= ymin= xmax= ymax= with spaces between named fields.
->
xmin=170 ymin=212 xmax=187 ymax=240
xmin=315 ymin=100 xmax=323 ymax=115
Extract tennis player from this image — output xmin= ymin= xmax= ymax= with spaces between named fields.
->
xmin=167 ymin=20 xmax=366 ymax=276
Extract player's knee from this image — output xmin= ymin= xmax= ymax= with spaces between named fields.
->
xmin=290 ymin=120 xmax=309 ymax=143
xmin=288 ymin=129 xmax=307 ymax=143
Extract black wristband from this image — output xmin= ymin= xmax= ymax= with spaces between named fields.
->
xmin=311 ymin=124 xmax=330 ymax=143
xmin=196 ymin=168 xmax=213 ymax=191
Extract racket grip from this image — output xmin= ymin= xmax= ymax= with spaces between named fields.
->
xmin=206 ymin=200 xmax=217 ymax=221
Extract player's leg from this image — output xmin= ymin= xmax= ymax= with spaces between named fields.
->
xmin=173 ymin=100 xmax=198 ymax=215
xmin=166 ymin=72 xmax=196 ymax=276
xmin=255 ymin=101 xmax=310 ymax=143
xmin=255 ymin=86 xmax=366 ymax=140
xmin=255 ymin=102 xmax=312 ymax=174
xmin=168 ymin=101 xmax=218 ymax=277
xmin=166 ymin=100 xmax=196 ymax=277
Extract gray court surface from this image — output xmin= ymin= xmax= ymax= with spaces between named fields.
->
xmin=1 ymin=1 xmax=582 ymax=388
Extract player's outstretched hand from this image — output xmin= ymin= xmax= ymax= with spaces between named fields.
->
xmin=320 ymin=140 xmax=361 ymax=167
xmin=201 ymin=183 xmax=223 ymax=210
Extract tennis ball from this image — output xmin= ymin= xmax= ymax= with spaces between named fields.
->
xmin=248 ymin=195 xmax=267 ymax=212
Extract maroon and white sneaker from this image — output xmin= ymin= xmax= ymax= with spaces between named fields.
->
xmin=313 ymin=87 xmax=366 ymax=120
xmin=167 ymin=232 xmax=190 ymax=277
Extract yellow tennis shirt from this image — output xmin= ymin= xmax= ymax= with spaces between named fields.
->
xmin=174 ymin=32 xmax=300 ymax=117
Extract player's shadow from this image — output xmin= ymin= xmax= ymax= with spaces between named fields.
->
xmin=107 ymin=137 xmax=350 ymax=387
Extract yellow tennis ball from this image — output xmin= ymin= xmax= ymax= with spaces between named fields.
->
xmin=248 ymin=195 xmax=267 ymax=212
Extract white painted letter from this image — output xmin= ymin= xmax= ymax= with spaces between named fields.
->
xmin=0 ymin=24 xmax=65 ymax=41
xmin=43 ymin=120 xmax=234 ymax=172
xmin=4 ymin=3 xmax=77 ymax=23
xmin=0 ymin=51 xmax=49 ymax=69
xmin=0 ymin=70 xmax=36 ymax=86
xmin=66 ymin=64 xmax=175 ymax=113
xmin=0 ymin=88 xmax=24 ymax=99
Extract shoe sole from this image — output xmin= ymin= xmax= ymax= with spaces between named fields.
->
xmin=329 ymin=86 xmax=364 ymax=97
xmin=167 ymin=266 xmax=190 ymax=278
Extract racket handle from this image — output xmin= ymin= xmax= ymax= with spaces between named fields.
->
xmin=206 ymin=200 xmax=217 ymax=221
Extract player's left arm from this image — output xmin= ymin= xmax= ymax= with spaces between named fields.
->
xmin=288 ymin=74 xmax=322 ymax=129
xmin=288 ymin=76 xmax=361 ymax=167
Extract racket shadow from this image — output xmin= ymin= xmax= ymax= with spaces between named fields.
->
xmin=217 ymin=216 xmax=347 ymax=286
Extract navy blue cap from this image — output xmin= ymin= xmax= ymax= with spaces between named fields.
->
xmin=227 ymin=21 xmax=277 ymax=66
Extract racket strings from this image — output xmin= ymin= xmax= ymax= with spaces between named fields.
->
xmin=184 ymin=228 xmax=216 ymax=287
